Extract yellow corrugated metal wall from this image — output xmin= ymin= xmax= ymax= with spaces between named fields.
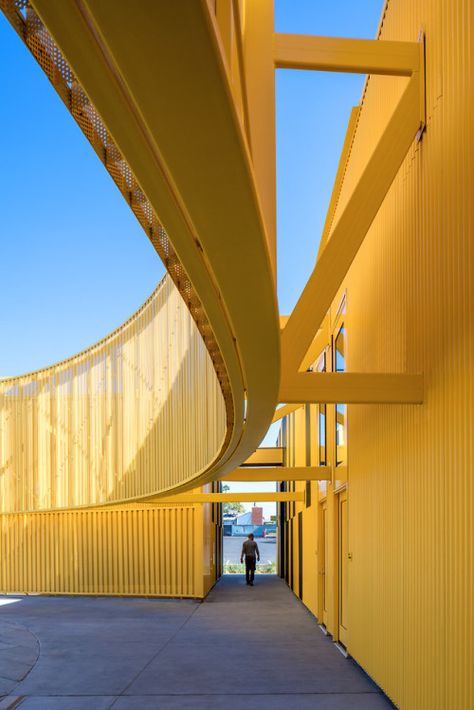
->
xmin=281 ymin=1 xmax=473 ymax=707
xmin=0 ymin=275 xmax=226 ymax=511
xmin=0 ymin=501 xmax=220 ymax=598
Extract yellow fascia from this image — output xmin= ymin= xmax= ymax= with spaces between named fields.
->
xmin=278 ymin=32 xmax=426 ymax=403
xmin=243 ymin=447 xmax=285 ymax=466
xmin=222 ymin=466 xmax=332 ymax=482
xmin=153 ymin=492 xmax=304 ymax=504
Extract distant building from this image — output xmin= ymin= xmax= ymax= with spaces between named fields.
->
xmin=223 ymin=507 xmax=276 ymax=537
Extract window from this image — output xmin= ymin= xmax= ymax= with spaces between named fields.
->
xmin=334 ymin=326 xmax=347 ymax=467
xmin=319 ymin=405 xmax=327 ymax=466
xmin=316 ymin=350 xmax=327 ymax=466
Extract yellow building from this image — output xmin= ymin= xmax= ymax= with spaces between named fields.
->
xmin=0 ymin=0 xmax=473 ymax=707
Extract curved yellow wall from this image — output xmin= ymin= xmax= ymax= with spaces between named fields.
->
xmin=0 ymin=275 xmax=226 ymax=512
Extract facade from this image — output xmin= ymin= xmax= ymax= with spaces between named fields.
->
xmin=0 ymin=0 xmax=472 ymax=708
xmin=278 ymin=2 xmax=474 ymax=708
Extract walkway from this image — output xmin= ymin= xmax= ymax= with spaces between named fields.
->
xmin=0 ymin=576 xmax=391 ymax=709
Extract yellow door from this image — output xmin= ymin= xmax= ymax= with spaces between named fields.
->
xmin=338 ymin=489 xmax=348 ymax=646
xmin=320 ymin=501 xmax=328 ymax=626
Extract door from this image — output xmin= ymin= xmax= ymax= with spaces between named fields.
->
xmin=338 ymin=489 xmax=348 ymax=646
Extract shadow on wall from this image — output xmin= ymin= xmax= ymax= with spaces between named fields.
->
xmin=0 ymin=277 xmax=227 ymax=512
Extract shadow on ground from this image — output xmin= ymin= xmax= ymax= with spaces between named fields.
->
xmin=0 ymin=576 xmax=393 ymax=709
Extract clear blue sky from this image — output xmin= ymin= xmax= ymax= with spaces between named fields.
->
xmin=0 ymin=1 xmax=382 ymax=382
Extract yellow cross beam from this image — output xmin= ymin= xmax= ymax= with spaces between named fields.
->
xmin=221 ymin=467 xmax=331 ymax=482
xmin=279 ymin=372 xmax=424 ymax=405
xmin=274 ymin=34 xmax=420 ymax=76
xmin=243 ymin=448 xmax=284 ymax=466
xmin=272 ymin=404 xmax=303 ymax=423
xmin=152 ymin=492 xmax=304 ymax=504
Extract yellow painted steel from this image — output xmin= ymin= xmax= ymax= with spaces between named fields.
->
xmin=242 ymin=447 xmax=284 ymax=466
xmin=272 ymin=403 xmax=303 ymax=423
xmin=222 ymin=467 xmax=331 ymax=482
xmin=279 ymin=371 xmax=424 ymax=404
xmin=274 ymin=33 xmax=420 ymax=75
xmin=0 ymin=276 xmax=226 ymax=511
xmin=154 ymin=492 xmax=304 ymax=504
xmin=279 ymin=1 xmax=474 ymax=708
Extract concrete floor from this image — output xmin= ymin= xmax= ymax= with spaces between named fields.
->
xmin=0 ymin=576 xmax=392 ymax=709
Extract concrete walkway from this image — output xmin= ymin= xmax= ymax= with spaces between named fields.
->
xmin=0 ymin=576 xmax=392 ymax=709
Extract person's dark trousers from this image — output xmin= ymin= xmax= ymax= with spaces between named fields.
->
xmin=245 ymin=555 xmax=256 ymax=585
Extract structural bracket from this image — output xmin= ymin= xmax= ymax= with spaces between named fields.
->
xmin=277 ymin=32 xmax=426 ymax=406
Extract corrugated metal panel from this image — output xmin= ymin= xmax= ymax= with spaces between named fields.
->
xmin=0 ymin=505 xmax=197 ymax=597
xmin=0 ymin=275 xmax=226 ymax=512
xmin=281 ymin=1 xmax=473 ymax=707
xmin=342 ymin=1 xmax=473 ymax=708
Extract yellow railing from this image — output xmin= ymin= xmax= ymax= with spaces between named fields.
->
xmin=0 ymin=276 xmax=227 ymax=513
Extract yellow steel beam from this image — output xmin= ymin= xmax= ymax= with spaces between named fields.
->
xmin=243 ymin=447 xmax=284 ymax=466
xmin=281 ymin=74 xmax=422 ymax=376
xmin=221 ymin=466 xmax=331 ymax=481
xmin=279 ymin=372 xmax=424 ymax=404
xmin=153 ymin=492 xmax=304 ymax=504
xmin=274 ymin=34 xmax=420 ymax=76
xmin=272 ymin=403 xmax=303 ymax=423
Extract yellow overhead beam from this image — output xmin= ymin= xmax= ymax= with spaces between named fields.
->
xmin=279 ymin=372 xmax=424 ymax=404
xmin=243 ymin=447 xmax=285 ymax=466
xmin=281 ymin=74 xmax=422 ymax=375
xmin=274 ymin=34 xmax=420 ymax=76
xmin=272 ymin=403 xmax=303 ymax=423
xmin=222 ymin=466 xmax=331 ymax=482
xmin=152 ymin=492 xmax=304 ymax=504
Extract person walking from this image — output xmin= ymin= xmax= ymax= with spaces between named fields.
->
xmin=240 ymin=533 xmax=260 ymax=586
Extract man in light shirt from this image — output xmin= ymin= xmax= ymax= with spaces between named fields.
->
xmin=240 ymin=533 xmax=260 ymax=586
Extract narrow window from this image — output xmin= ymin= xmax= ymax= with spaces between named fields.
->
xmin=316 ymin=350 xmax=327 ymax=466
xmin=334 ymin=326 xmax=347 ymax=467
